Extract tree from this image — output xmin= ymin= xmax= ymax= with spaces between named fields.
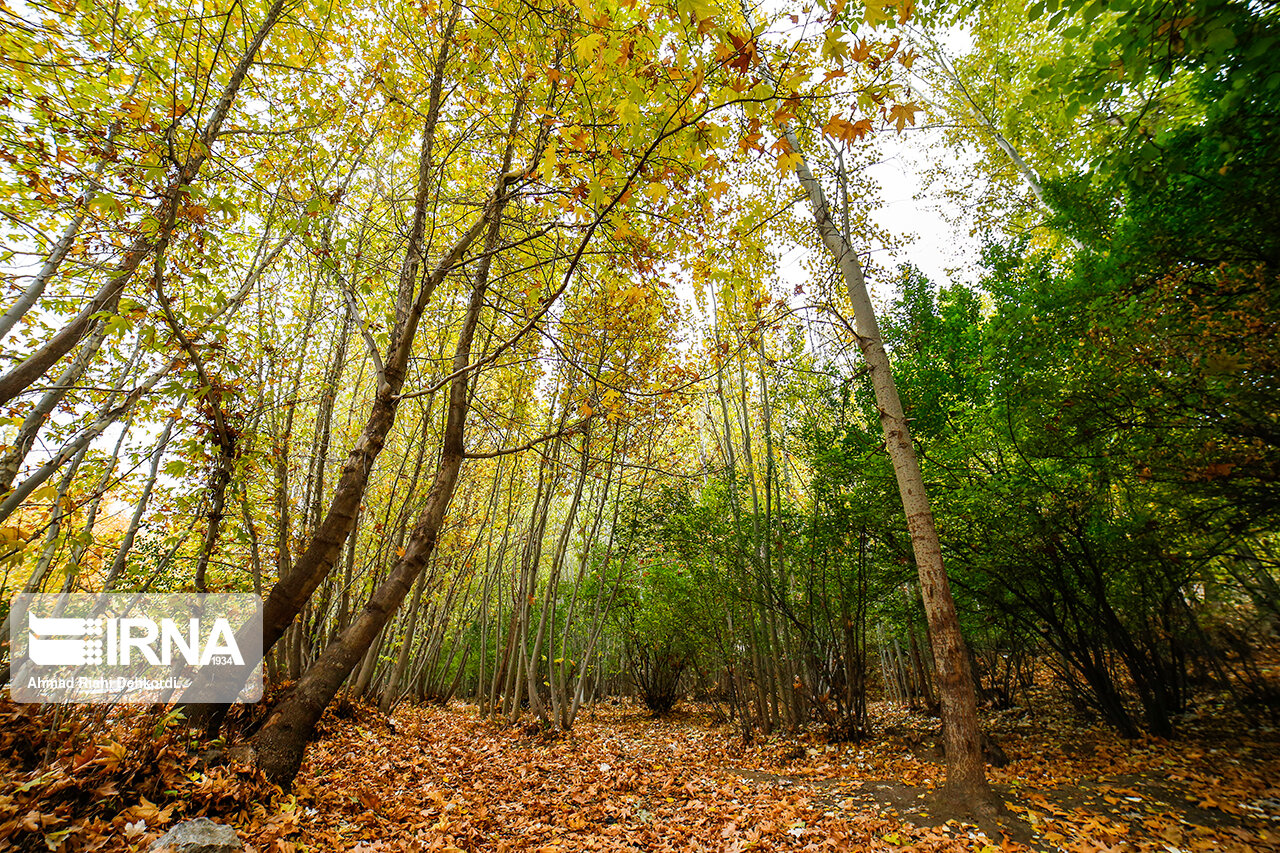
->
xmin=722 ymin=7 xmax=998 ymax=810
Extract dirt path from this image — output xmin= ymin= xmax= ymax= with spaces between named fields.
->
xmin=716 ymin=705 xmax=1280 ymax=853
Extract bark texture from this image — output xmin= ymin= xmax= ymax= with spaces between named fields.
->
xmin=255 ymin=204 xmax=504 ymax=786
xmin=254 ymin=101 xmax=521 ymax=785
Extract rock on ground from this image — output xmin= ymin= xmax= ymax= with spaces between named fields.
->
xmin=148 ymin=818 xmax=243 ymax=853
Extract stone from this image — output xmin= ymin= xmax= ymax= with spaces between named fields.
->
xmin=148 ymin=818 xmax=242 ymax=853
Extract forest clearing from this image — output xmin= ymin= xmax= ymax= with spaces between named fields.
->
xmin=1 ymin=0 xmax=1277 ymax=849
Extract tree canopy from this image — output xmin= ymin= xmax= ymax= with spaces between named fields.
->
xmin=1 ymin=0 xmax=1278 ymax=847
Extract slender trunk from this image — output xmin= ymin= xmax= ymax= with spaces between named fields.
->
xmin=0 ymin=364 xmax=156 ymax=530
xmin=352 ymin=625 xmax=385 ymax=698
xmin=478 ymin=466 xmax=518 ymax=711
xmin=240 ymin=481 xmax=264 ymax=596
xmin=0 ymin=70 xmax=134 ymax=343
xmin=0 ymin=320 xmax=116 ymax=493
xmin=194 ymin=434 xmax=235 ymax=593
xmin=380 ymin=562 xmax=429 ymax=712
xmin=566 ymin=469 xmax=630 ymax=728
xmin=476 ymin=457 xmax=516 ymax=710
xmin=0 ymin=442 xmax=88 ymax=667
xmin=907 ymin=587 xmax=936 ymax=708
xmin=784 ymin=128 xmax=993 ymax=811
xmin=554 ymin=440 xmax=615 ymax=727
xmin=910 ymin=35 xmax=1050 ymax=209
xmin=2 ymin=406 xmax=136 ymax=612
xmin=735 ymin=357 xmax=779 ymax=728
xmin=336 ymin=509 xmax=358 ymax=640
xmin=708 ymin=283 xmax=758 ymax=734
xmin=104 ymin=416 xmax=177 ymax=590
xmin=877 ymin=624 xmax=900 ymax=705
xmin=179 ymin=10 xmax=532 ymax=717
xmin=303 ymin=304 xmax=352 ymax=535
xmin=528 ymin=427 xmax=591 ymax=726
xmin=509 ymin=402 xmax=562 ymax=720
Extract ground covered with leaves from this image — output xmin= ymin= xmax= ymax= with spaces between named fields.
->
xmin=2 ymin=697 xmax=1278 ymax=852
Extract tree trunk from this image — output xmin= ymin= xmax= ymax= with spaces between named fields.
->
xmin=104 ymin=416 xmax=177 ymax=590
xmin=0 ymin=69 xmax=136 ymax=343
xmin=784 ymin=128 xmax=995 ymax=812
xmin=0 ymin=315 xmax=124 ymax=493
xmin=379 ymin=561 xmax=430 ymax=712
xmin=0 ymin=362 xmax=159 ymax=530
xmin=178 ymin=8 xmax=515 ymax=713
xmin=908 ymin=31 xmax=1051 ymax=210
xmin=0 ymin=441 xmax=88 ymax=672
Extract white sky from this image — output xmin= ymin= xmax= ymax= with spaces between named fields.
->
xmin=768 ymin=19 xmax=981 ymax=306
xmin=866 ymin=132 xmax=976 ymax=289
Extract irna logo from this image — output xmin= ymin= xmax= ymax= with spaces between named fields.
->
xmin=27 ymin=615 xmax=244 ymax=667
xmin=9 ymin=593 xmax=263 ymax=704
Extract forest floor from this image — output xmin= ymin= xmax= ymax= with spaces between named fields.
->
xmin=284 ymin=699 xmax=1280 ymax=853
xmin=3 ymin=695 xmax=1279 ymax=852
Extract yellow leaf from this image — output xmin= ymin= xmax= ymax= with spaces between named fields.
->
xmin=587 ymin=180 xmax=609 ymax=206
xmin=616 ymin=98 xmax=640 ymax=125
xmin=122 ymin=99 xmax=148 ymax=121
xmin=865 ymin=0 xmax=893 ymax=26
xmin=822 ymin=31 xmax=849 ymax=60
xmin=574 ymin=33 xmax=603 ymax=64
xmin=31 ymin=484 xmax=59 ymax=502
xmin=783 ymin=70 xmax=810 ymax=91
xmin=538 ymin=141 xmax=558 ymax=182
xmin=888 ymin=101 xmax=920 ymax=132
xmin=776 ymin=150 xmax=802 ymax=173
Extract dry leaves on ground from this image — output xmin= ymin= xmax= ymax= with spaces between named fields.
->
xmin=2 ymin=697 xmax=1278 ymax=852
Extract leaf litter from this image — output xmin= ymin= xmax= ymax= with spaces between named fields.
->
xmin=2 ymin=697 xmax=1278 ymax=852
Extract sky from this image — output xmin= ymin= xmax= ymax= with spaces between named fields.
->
xmin=769 ymin=19 xmax=983 ymax=308
xmin=866 ymin=131 xmax=977 ymax=289
xmin=764 ymin=122 xmax=982 ymax=318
